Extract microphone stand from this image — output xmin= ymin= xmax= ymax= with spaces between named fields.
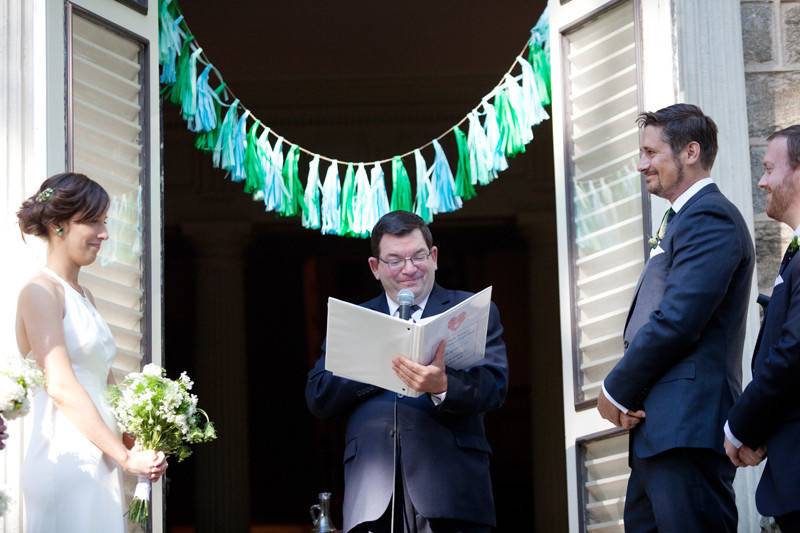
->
xmin=391 ymin=303 xmax=412 ymax=533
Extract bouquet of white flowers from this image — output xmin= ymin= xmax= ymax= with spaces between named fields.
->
xmin=107 ymin=363 xmax=216 ymax=525
xmin=0 ymin=357 xmax=45 ymax=420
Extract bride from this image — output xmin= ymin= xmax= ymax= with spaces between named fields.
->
xmin=15 ymin=173 xmax=167 ymax=532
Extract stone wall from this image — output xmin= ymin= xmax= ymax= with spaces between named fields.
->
xmin=741 ymin=0 xmax=800 ymax=293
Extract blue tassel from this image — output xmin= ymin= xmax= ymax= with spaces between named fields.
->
xmin=180 ymin=47 xmax=203 ymax=123
xmin=159 ymin=6 xmax=184 ymax=85
xmin=320 ymin=161 xmax=341 ymax=235
xmin=467 ymin=111 xmax=494 ymax=185
xmin=367 ymin=163 xmax=390 ymax=234
xmin=482 ymin=101 xmax=508 ymax=174
xmin=413 ymin=149 xmax=433 ymax=223
xmin=212 ymin=99 xmax=239 ymax=170
xmin=303 ymin=155 xmax=322 ymax=229
xmin=263 ymin=134 xmax=286 ymax=212
xmin=427 ymin=139 xmax=462 ymax=214
xmin=230 ymin=110 xmax=249 ymax=182
xmin=190 ymin=64 xmax=216 ymax=133
xmin=352 ymin=163 xmax=371 ymax=236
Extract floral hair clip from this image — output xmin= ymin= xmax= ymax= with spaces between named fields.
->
xmin=35 ymin=187 xmax=54 ymax=203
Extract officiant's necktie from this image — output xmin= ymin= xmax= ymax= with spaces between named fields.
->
xmin=395 ymin=305 xmax=421 ymax=321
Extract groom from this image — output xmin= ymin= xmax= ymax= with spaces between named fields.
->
xmin=596 ymin=104 xmax=754 ymax=532
xmin=306 ymin=211 xmax=508 ymax=533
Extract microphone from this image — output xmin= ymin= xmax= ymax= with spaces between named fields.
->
xmin=397 ymin=289 xmax=415 ymax=321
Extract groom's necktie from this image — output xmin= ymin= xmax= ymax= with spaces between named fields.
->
xmin=658 ymin=208 xmax=676 ymax=240
xmin=779 ymin=241 xmax=798 ymax=275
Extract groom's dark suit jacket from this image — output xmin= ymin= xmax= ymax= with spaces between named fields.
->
xmin=305 ymin=284 xmax=508 ymax=532
xmin=728 ymin=251 xmax=800 ymax=518
xmin=605 ymin=184 xmax=754 ymax=459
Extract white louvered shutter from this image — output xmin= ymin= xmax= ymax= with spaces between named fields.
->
xmin=564 ymin=0 xmax=646 ymax=404
xmin=70 ymin=12 xmax=146 ymax=380
xmin=579 ymin=432 xmax=630 ymax=532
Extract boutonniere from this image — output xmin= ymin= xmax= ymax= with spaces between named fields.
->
xmin=790 ymin=236 xmax=799 ymax=253
xmin=648 ymin=223 xmax=669 ymax=249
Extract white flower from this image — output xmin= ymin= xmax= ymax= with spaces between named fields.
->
xmin=0 ymin=487 xmax=12 ymax=517
xmin=0 ymin=375 xmax=25 ymax=413
xmin=178 ymin=372 xmax=194 ymax=390
xmin=141 ymin=364 xmax=163 ymax=377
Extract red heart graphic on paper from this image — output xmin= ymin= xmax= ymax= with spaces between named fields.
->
xmin=448 ymin=312 xmax=466 ymax=331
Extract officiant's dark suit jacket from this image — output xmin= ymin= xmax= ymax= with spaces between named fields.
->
xmin=728 ymin=251 xmax=800 ymax=518
xmin=306 ymin=283 xmax=508 ymax=533
xmin=605 ymin=183 xmax=754 ymax=459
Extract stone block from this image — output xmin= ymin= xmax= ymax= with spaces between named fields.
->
xmin=746 ymin=71 xmax=800 ymax=138
xmin=784 ymin=4 xmax=800 ymax=64
xmin=751 ymin=145 xmax=767 ymax=212
xmin=755 ymin=216 xmax=785 ymax=295
xmin=741 ymin=3 xmax=774 ymax=64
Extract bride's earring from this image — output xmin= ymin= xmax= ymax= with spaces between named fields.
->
xmin=55 ymin=226 xmax=64 ymax=238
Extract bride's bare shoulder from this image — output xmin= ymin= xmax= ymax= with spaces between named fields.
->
xmin=18 ymin=274 xmax=63 ymax=307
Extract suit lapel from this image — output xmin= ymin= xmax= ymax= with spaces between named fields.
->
xmin=420 ymin=284 xmax=451 ymax=318
xmin=364 ymin=293 xmax=390 ymax=315
xmin=623 ymin=183 xmax=720 ymax=336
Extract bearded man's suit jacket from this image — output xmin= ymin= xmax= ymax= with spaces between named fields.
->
xmin=728 ymin=249 xmax=800 ymax=518
xmin=305 ymin=283 xmax=508 ymax=532
xmin=605 ymin=183 xmax=754 ymax=460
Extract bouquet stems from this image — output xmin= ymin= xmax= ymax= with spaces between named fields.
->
xmin=128 ymin=476 xmax=151 ymax=526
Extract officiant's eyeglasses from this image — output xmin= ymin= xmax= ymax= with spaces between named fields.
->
xmin=379 ymin=251 xmax=431 ymax=271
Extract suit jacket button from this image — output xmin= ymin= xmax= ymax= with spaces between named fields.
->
xmin=389 ymin=429 xmax=396 ymax=438
xmin=623 ymin=340 xmax=629 ymax=350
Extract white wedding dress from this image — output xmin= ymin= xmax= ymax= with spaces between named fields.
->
xmin=22 ymin=267 xmax=127 ymax=532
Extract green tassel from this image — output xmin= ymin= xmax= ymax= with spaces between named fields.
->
xmin=169 ymin=37 xmax=195 ymax=107
xmin=529 ymin=42 xmax=551 ymax=107
xmin=340 ymin=163 xmax=357 ymax=237
xmin=194 ymin=83 xmax=226 ymax=152
xmin=494 ymin=89 xmax=526 ymax=158
xmin=390 ymin=156 xmax=413 ymax=212
xmin=280 ymin=145 xmax=305 ymax=217
xmin=454 ymin=128 xmax=476 ymax=200
xmin=244 ymin=121 xmax=266 ymax=194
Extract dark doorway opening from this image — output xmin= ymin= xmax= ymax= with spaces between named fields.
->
xmin=162 ymin=1 xmax=566 ymax=531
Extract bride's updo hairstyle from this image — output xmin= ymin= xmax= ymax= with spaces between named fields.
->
xmin=17 ymin=172 xmax=110 ymax=240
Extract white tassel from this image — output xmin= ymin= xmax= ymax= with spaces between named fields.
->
xmin=302 ymin=155 xmax=321 ymax=229
xmin=320 ymin=161 xmax=341 ymax=235
xmin=352 ymin=163 xmax=371 ymax=235
xmin=467 ymin=111 xmax=494 ymax=186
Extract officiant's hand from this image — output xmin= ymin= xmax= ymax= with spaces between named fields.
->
xmin=392 ymin=340 xmax=447 ymax=394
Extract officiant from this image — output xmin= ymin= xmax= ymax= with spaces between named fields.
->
xmin=305 ymin=211 xmax=508 ymax=533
